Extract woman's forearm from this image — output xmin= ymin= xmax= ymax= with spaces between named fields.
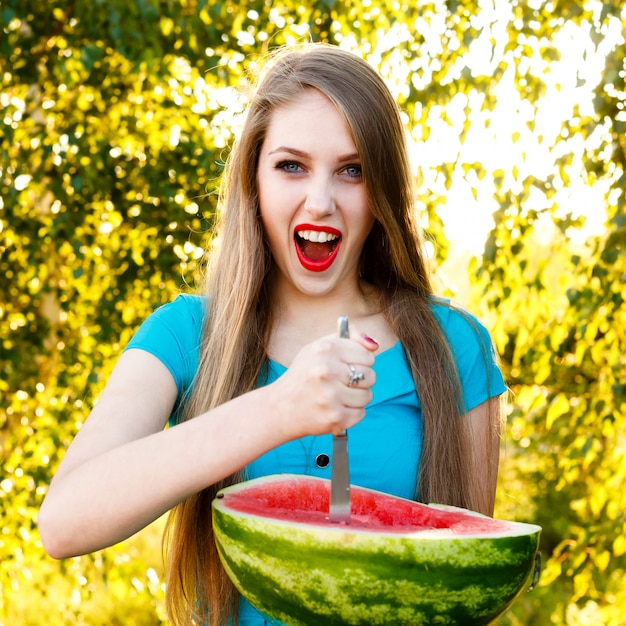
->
xmin=38 ymin=372 xmax=287 ymax=559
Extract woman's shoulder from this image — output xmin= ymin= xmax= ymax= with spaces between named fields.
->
xmin=157 ymin=293 xmax=207 ymax=321
xmin=138 ymin=293 xmax=207 ymax=336
xmin=427 ymin=296 xmax=500 ymax=370
xmin=144 ymin=293 xmax=208 ymax=350
xmin=428 ymin=296 xmax=490 ymax=340
xmin=124 ymin=293 xmax=208 ymax=392
xmin=427 ymin=296 xmax=506 ymax=406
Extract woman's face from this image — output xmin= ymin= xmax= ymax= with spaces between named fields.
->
xmin=256 ymin=89 xmax=375 ymax=298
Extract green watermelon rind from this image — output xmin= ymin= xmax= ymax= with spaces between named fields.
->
xmin=212 ymin=475 xmax=541 ymax=626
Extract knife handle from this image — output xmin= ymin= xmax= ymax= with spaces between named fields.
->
xmin=337 ymin=315 xmax=349 ymax=436
xmin=337 ymin=315 xmax=349 ymax=340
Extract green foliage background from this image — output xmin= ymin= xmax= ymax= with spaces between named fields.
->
xmin=1 ymin=0 xmax=624 ymax=624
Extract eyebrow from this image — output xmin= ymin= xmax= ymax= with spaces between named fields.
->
xmin=268 ymin=146 xmax=360 ymax=162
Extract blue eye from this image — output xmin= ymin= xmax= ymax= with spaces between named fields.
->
xmin=345 ymin=164 xmax=362 ymax=178
xmin=277 ymin=161 xmax=302 ymax=173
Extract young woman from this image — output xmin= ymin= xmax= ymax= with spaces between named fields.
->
xmin=39 ymin=43 xmax=506 ymax=626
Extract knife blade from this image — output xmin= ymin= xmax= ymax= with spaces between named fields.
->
xmin=329 ymin=315 xmax=351 ymax=524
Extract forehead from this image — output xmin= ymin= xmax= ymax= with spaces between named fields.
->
xmin=262 ymin=89 xmax=356 ymax=152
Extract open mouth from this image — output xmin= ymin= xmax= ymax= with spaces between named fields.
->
xmin=294 ymin=226 xmax=341 ymax=272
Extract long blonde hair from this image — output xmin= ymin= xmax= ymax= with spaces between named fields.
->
xmin=165 ymin=43 xmax=488 ymax=625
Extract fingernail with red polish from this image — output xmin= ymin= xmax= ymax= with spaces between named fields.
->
xmin=362 ymin=334 xmax=379 ymax=347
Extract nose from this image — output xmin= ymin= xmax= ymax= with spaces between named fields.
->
xmin=304 ymin=174 xmax=335 ymax=217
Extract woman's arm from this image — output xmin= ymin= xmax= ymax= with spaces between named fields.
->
xmin=39 ymin=334 xmax=377 ymax=559
xmin=38 ymin=349 xmax=284 ymax=558
xmin=463 ymin=396 xmax=503 ymax=516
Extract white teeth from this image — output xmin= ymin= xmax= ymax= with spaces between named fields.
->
xmin=297 ymin=230 xmax=339 ymax=243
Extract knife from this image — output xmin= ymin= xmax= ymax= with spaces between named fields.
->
xmin=329 ymin=315 xmax=351 ymax=524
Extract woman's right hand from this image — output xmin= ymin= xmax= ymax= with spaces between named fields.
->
xmin=269 ymin=329 xmax=378 ymax=440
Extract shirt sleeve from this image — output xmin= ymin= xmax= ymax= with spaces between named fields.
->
xmin=431 ymin=300 xmax=507 ymax=412
xmin=123 ymin=294 xmax=205 ymax=401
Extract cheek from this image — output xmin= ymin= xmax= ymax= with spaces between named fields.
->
xmin=258 ymin=178 xmax=299 ymax=236
xmin=257 ymin=170 xmax=286 ymax=219
xmin=353 ymin=195 xmax=376 ymax=237
xmin=355 ymin=213 xmax=376 ymax=254
xmin=258 ymin=208 xmax=286 ymax=258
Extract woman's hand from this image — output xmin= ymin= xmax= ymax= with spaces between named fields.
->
xmin=269 ymin=328 xmax=378 ymax=440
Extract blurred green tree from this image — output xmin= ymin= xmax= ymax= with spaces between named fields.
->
xmin=471 ymin=7 xmax=626 ymax=622
xmin=1 ymin=0 xmax=624 ymax=623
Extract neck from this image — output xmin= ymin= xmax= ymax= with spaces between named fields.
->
xmin=273 ymin=279 xmax=378 ymax=330
xmin=265 ymin=277 xmax=382 ymax=365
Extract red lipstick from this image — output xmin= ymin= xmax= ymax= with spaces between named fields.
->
xmin=294 ymin=224 xmax=342 ymax=273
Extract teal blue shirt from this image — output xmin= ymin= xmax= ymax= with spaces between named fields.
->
xmin=126 ymin=293 xmax=506 ymax=625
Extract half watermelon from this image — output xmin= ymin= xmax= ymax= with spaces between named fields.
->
xmin=212 ymin=474 xmax=541 ymax=626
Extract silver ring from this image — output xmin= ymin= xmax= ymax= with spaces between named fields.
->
xmin=348 ymin=364 xmax=365 ymax=387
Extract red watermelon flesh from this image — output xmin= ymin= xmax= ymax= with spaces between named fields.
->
xmin=221 ymin=477 xmax=512 ymax=534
